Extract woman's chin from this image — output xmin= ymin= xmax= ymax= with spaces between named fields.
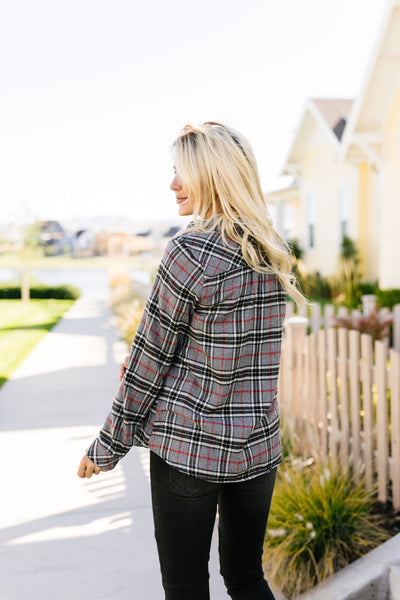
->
xmin=178 ymin=206 xmax=192 ymax=217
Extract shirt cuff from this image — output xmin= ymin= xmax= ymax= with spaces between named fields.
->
xmin=86 ymin=436 xmax=120 ymax=471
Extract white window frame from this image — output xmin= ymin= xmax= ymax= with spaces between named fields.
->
xmin=338 ymin=182 xmax=351 ymax=243
xmin=306 ymin=192 xmax=316 ymax=250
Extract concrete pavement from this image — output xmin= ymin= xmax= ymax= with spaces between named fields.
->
xmin=0 ymin=298 xmax=228 ymax=599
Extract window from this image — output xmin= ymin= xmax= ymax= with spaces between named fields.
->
xmin=339 ymin=183 xmax=351 ymax=242
xmin=307 ymin=193 xmax=316 ymax=249
xmin=283 ymin=204 xmax=295 ymax=240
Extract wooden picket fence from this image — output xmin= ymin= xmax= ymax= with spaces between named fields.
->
xmin=278 ymin=318 xmax=400 ymax=510
xmin=285 ymin=300 xmax=400 ymax=352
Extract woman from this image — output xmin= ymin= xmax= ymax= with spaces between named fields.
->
xmin=77 ymin=122 xmax=305 ymax=599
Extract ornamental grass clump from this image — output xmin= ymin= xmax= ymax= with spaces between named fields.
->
xmin=115 ymin=299 xmax=145 ymax=346
xmin=263 ymin=459 xmax=388 ymax=599
xmin=108 ymin=268 xmax=149 ymax=345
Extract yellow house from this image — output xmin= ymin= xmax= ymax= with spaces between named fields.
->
xmin=266 ymin=0 xmax=400 ymax=288
xmin=340 ymin=0 xmax=400 ymax=289
xmin=266 ymin=98 xmax=356 ymax=277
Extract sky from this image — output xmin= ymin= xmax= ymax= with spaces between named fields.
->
xmin=0 ymin=0 xmax=390 ymax=226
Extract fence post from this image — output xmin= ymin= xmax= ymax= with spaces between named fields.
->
xmin=390 ymin=348 xmax=400 ymax=510
xmin=283 ymin=317 xmax=308 ymax=433
xmin=327 ymin=328 xmax=339 ymax=458
xmin=376 ymin=340 xmax=389 ymax=503
xmin=297 ymin=302 xmax=307 ymax=318
xmin=337 ymin=306 xmax=349 ymax=319
xmin=324 ymin=304 xmax=336 ymax=328
xmin=338 ymin=328 xmax=350 ymax=469
xmin=361 ymin=334 xmax=374 ymax=488
xmin=310 ymin=302 xmax=321 ymax=333
xmin=318 ymin=329 xmax=328 ymax=459
xmin=361 ymin=294 xmax=377 ymax=316
xmin=285 ymin=301 xmax=294 ymax=321
xmin=351 ymin=309 xmax=363 ymax=322
xmin=349 ymin=330 xmax=361 ymax=478
xmin=393 ymin=304 xmax=400 ymax=354
xmin=309 ymin=333 xmax=319 ymax=453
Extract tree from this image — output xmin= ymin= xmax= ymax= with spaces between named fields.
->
xmin=20 ymin=218 xmax=42 ymax=302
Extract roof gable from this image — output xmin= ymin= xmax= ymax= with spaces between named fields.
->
xmin=311 ymin=99 xmax=354 ymax=140
xmin=282 ymin=97 xmax=353 ymax=175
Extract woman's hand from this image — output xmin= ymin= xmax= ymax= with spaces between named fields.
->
xmin=77 ymin=455 xmax=102 ymax=478
xmin=120 ymin=355 xmax=129 ymax=381
xmin=77 ymin=356 xmax=129 ymax=479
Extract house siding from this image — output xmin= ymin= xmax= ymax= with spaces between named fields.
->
xmin=357 ymin=163 xmax=380 ymax=282
xmin=299 ymin=136 xmax=356 ymax=277
xmin=380 ymin=88 xmax=400 ymax=288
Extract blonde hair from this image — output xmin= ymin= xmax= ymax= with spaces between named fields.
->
xmin=172 ymin=122 xmax=306 ymax=308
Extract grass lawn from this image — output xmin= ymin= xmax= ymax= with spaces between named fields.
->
xmin=0 ymin=299 xmax=74 ymax=388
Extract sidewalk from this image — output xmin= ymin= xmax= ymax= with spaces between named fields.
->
xmin=0 ymin=298 xmax=227 ymax=599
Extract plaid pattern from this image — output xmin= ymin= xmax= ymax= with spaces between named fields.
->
xmin=87 ymin=226 xmax=287 ymax=482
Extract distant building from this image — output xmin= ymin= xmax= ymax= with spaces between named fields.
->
xmin=94 ymin=231 xmax=155 ymax=256
xmin=72 ymin=229 xmax=96 ymax=257
xmin=163 ymin=225 xmax=180 ymax=238
xmin=39 ymin=220 xmax=72 ymax=255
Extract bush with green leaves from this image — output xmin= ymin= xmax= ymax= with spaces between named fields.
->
xmin=358 ymin=281 xmax=379 ymax=296
xmin=377 ymin=288 xmax=400 ymax=310
xmin=0 ymin=283 xmax=80 ymax=300
xmin=263 ymin=459 xmax=388 ymax=599
xmin=302 ymin=271 xmax=333 ymax=301
xmin=287 ymin=239 xmax=303 ymax=262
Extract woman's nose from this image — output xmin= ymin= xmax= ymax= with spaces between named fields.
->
xmin=170 ymin=175 xmax=180 ymax=191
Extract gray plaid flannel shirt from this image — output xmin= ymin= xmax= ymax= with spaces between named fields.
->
xmin=87 ymin=226 xmax=287 ymax=482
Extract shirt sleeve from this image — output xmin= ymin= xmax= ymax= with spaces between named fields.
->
xmin=86 ymin=236 xmax=204 ymax=470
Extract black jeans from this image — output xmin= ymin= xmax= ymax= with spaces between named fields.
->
xmin=150 ymin=451 xmax=277 ymax=600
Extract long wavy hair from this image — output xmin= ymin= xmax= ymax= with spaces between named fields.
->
xmin=172 ymin=122 xmax=306 ymax=308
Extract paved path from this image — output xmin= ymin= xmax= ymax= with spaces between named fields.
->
xmin=0 ymin=298 xmax=228 ymax=599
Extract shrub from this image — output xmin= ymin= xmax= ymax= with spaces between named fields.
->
xmin=359 ymin=281 xmax=379 ymax=296
xmin=115 ymin=299 xmax=145 ymax=346
xmin=0 ymin=283 xmax=81 ymax=300
xmin=300 ymin=271 xmax=333 ymax=301
xmin=334 ymin=307 xmax=392 ymax=342
xmin=108 ymin=270 xmax=131 ymax=290
xmin=109 ymin=268 xmax=151 ymax=312
xmin=263 ymin=459 xmax=388 ymax=599
xmin=0 ymin=286 xmax=20 ymax=299
xmin=279 ymin=419 xmax=299 ymax=462
xmin=377 ymin=289 xmax=400 ymax=310
xmin=108 ymin=268 xmax=151 ymax=345
xmin=287 ymin=239 xmax=303 ymax=261
xmin=329 ymin=236 xmax=362 ymax=308
xmin=340 ymin=235 xmax=358 ymax=261
xmin=110 ymin=283 xmax=134 ymax=311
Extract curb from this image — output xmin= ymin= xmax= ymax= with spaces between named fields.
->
xmin=297 ymin=533 xmax=400 ymax=600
